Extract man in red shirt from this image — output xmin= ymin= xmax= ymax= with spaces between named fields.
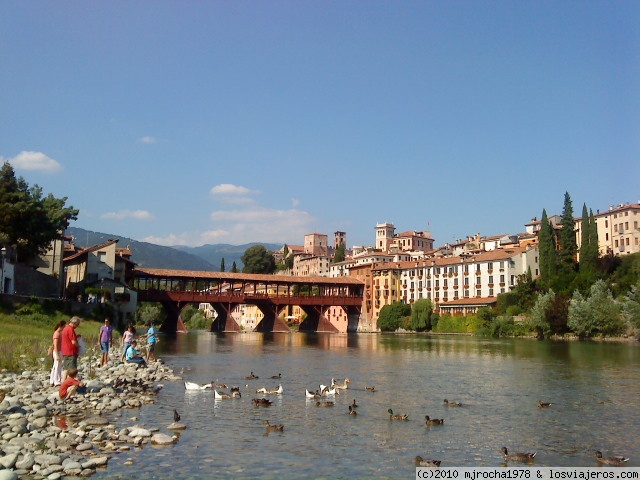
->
xmin=61 ymin=316 xmax=81 ymax=381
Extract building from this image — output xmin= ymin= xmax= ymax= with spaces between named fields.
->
xmin=304 ymin=233 xmax=328 ymax=257
xmin=592 ymin=203 xmax=640 ymax=256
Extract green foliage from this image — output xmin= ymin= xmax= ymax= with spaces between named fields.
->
xmin=241 ymin=245 xmax=276 ymax=274
xmin=621 ymin=282 xmax=640 ymax=333
xmin=185 ymin=310 xmax=210 ymax=330
xmin=180 ymin=304 xmax=198 ymax=323
xmin=333 ymin=243 xmax=346 ymax=263
xmin=527 ymin=290 xmax=569 ymax=338
xmin=410 ymin=298 xmax=433 ymax=331
xmin=136 ymin=302 xmax=166 ymax=326
xmin=220 ymin=258 xmax=225 ymax=272
xmin=0 ymin=162 xmax=79 ymax=261
xmin=487 ymin=316 xmax=531 ymax=338
xmin=432 ymin=314 xmax=483 ymax=333
xmin=608 ymin=252 xmax=640 ymax=297
xmin=579 ymin=205 xmax=599 ymax=283
xmin=477 ymin=307 xmax=496 ymax=328
xmin=567 ymin=280 xmax=624 ymax=338
xmin=231 ymin=261 xmax=238 ymax=273
xmin=378 ymin=301 xmax=410 ymax=332
xmin=558 ymin=192 xmax=578 ymax=275
xmin=538 ymin=209 xmax=557 ymax=284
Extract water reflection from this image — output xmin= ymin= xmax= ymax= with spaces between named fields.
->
xmin=93 ymin=333 xmax=639 ymax=479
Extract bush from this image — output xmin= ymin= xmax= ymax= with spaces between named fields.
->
xmin=378 ymin=302 xmax=411 ymax=332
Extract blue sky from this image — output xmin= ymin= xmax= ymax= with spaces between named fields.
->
xmin=1 ymin=1 xmax=638 ymax=248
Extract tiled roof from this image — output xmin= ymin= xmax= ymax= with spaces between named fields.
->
xmin=64 ymin=239 xmax=119 ymax=262
xmin=438 ymin=297 xmax=498 ymax=306
xmin=133 ymin=267 xmax=363 ymax=285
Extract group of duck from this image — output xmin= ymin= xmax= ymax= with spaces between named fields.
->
xmin=415 ymin=399 xmax=630 ymax=468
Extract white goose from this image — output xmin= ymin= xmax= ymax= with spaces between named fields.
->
xmin=213 ymin=389 xmax=230 ymax=400
xmin=322 ymin=386 xmax=338 ymax=396
xmin=270 ymin=384 xmax=283 ymax=395
xmin=305 ymin=389 xmax=320 ymax=399
xmin=331 ymin=378 xmax=350 ymax=390
xmin=184 ymin=381 xmax=212 ymax=391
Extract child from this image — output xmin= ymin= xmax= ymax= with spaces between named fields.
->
xmin=59 ymin=368 xmax=86 ymax=401
xmin=125 ymin=340 xmax=147 ymax=367
xmin=121 ymin=324 xmax=135 ymax=362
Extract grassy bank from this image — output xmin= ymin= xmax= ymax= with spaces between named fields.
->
xmin=0 ymin=299 xmax=116 ymax=372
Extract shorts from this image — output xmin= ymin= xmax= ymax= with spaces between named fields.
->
xmin=100 ymin=341 xmax=110 ymax=353
xmin=62 ymin=355 xmax=78 ymax=371
xmin=148 ymin=342 xmax=156 ymax=352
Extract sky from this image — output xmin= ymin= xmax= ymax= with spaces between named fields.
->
xmin=1 ymin=1 xmax=638 ymax=249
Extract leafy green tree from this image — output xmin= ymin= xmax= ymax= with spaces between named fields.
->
xmin=622 ymin=282 xmax=640 ymax=333
xmin=241 ymin=245 xmax=276 ymax=274
xmin=567 ymin=280 xmax=623 ymax=337
xmin=180 ymin=304 xmax=199 ymax=323
xmin=377 ymin=301 xmax=410 ymax=332
xmin=477 ymin=307 xmax=497 ymax=329
xmin=220 ymin=258 xmax=225 ymax=272
xmin=0 ymin=162 xmax=79 ymax=260
xmin=136 ymin=302 xmax=166 ymax=326
xmin=411 ymin=298 xmax=433 ymax=331
xmin=528 ymin=290 xmax=555 ymax=338
xmin=333 ymin=243 xmax=346 ymax=263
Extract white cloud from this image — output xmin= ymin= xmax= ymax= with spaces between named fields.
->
xmin=5 ymin=151 xmax=62 ymax=173
xmin=210 ymin=184 xmax=257 ymax=196
xmin=101 ymin=209 xmax=155 ymax=221
xmin=291 ymin=198 xmax=300 ymax=207
xmin=139 ymin=136 xmax=156 ymax=144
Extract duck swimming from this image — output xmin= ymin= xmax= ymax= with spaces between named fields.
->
xmin=443 ymin=399 xmax=462 ymax=407
xmin=245 ymin=372 xmax=259 ymax=380
xmin=425 ymin=415 xmax=444 ymax=426
xmin=537 ymin=400 xmax=551 ymax=408
xmin=263 ymin=420 xmax=284 ymax=432
xmin=348 ymin=405 xmax=358 ymax=416
xmin=501 ymin=447 xmax=536 ymax=462
xmin=253 ymin=398 xmax=273 ymax=407
xmin=415 ymin=456 xmax=441 ymax=467
xmin=388 ymin=409 xmax=409 ymax=421
xmin=595 ymin=451 xmax=629 ymax=466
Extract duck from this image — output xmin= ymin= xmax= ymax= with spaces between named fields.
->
xmin=270 ymin=384 xmax=283 ymax=395
xmin=537 ymin=400 xmax=551 ymax=408
xmin=245 ymin=372 xmax=259 ymax=380
xmin=253 ymin=398 xmax=273 ymax=407
xmin=501 ymin=447 xmax=536 ymax=462
xmin=213 ymin=380 xmax=228 ymax=389
xmin=443 ymin=399 xmax=462 ymax=407
xmin=263 ymin=420 xmax=284 ymax=432
xmin=415 ymin=456 xmax=441 ymax=468
xmin=256 ymin=387 xmax=268 ymax=394
xmin=231 ymin=390 xmax=241 ymax=398
xmin=315 ymin=400 xmax=335 ymax=407
xmin=305 ymin=389 xmax=321 ymax=399
xmin=271 ymin=373 xmax=282 ymax=379
xmin=365 ymin=386 xmax=376 ymax=392
xmin=348 ymin=405 xmax=358 ymax=416
xmin=595 ymin=451 xmax=629 ymax=466
xmin=388 ymin=408 xmax=409 ymax=421
xmin=321 ymin=387 xmax=338 ymax=396
xmin=425 ymin=415 xmax=444 ymax=426
xmin=173 ymin=409 xmax=180 ymax=422
xmin=213 ymin=390 xmax=230 ymax=400
xmin=230 ymin=386 xmax=240 ymax=393
xmin=351 ymin=399 xmax=358 ymax=409
xmin=331 ymin=378 xmax=350 ymax=390
xmin=184 ymin=381 xmax=212 ymax=391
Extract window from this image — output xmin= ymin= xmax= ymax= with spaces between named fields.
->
xmin=464 ymin=289 xmax=469 ymax=297
xmin=605 ymin=219 xmax=608 ymax=227
xmin=615 ymin=240 xmax=619 ymax=247
xmin=489 ymin=275 xmax=493 ymax=284
xmin=476 ymin=289 xmax=481 ymax=297
xmin=476 ymin=276 xmax=481 ymax=285
xmin=454 ymin=278 xmax=458 ymax=286
xmin=489 ymin=288 xmax=494 ymax=296
xmin=436 ymin=280 xmax=440 ymax=288
xmin=626 ymin=238 xmax=630 ymax=246
xmin=500 ymin=275 xmax=505 ymax=283
xmin=443 ymin=279 xmax=448 ymax=287
xmin=464 ymin=277 xmax=469 ymax=286
xmin=98 ymin=252 xmax=107 ymax=263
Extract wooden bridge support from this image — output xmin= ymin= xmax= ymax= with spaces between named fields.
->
xmin=254 ymin=303 xmax=291 ymax=333
xmin=298 ymin=306 xmax=339 ymax=333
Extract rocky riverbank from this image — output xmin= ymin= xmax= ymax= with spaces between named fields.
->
xmin=0 ymin=354 xmax=183 ymax=480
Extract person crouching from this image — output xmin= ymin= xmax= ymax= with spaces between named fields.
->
xmin=125 ymin=340 xmax=147 ymax=367
xmin=59 ymin=368 xmax=86 ymax=401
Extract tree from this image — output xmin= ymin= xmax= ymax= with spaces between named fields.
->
xmin=220 ymin=258 xmax=226 ymax=272
xmin=411 ymin=298 xmax=433 ymax=331
xmin=558 ymin=192 xmax=578 ymax=275
xmin=0 ymin=162 xmax=79 ymax=261
xmin=333 ymin=243 xmax=346 ymax=263
xmin=567 ymin=280 xmax=623 ymax=337
xmin=538 ymin=209 xmax=557 ymax=283
xmin=231 ymin=261 xmax=238 ymax=273
xmin=622 ymin=282 xmax=640 ymax=334
xmin=579 ymin=204 xmax=598 ymax=283
xmin=136 ymin=302 xmax=166 ymax=326
xmin=241 ymin=245 xmax=276 ymax=274
xmin=377 ymin=301 xmax=410 ymax=332
xmin=527 ymin=290 xmax=569 ymax=338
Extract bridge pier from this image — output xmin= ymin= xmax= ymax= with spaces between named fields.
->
xmin=210 ymin=302 xmax=241 ymax=332
xmin=299 ymin=306 xmax=339 ymax=333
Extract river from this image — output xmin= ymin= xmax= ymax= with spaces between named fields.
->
xmin=93 ymin=332 xmax=640 ymax=479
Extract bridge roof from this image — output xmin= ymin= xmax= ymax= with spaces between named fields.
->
xmin=133 ymin=267 xmax=364 ymax=285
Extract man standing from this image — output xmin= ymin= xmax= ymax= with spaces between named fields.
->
xmin=61 ymin=316 xmax=81 ymax=381
xmin=98 ymin=317 xmax=113 ymax=367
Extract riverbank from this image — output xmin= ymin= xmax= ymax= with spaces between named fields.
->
xmin=0 ymin=346 xmax=182 ymax=479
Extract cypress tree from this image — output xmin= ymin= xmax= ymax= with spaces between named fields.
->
xmin=220 ymin=257 xmax=226 ymax=272
xmin=579 ymin=204 xmax=598 ymax=281
xmin=558 ymin=192 xmax=578 ymax=273
xmin=539 ymin=209 xmax=557 ymax=282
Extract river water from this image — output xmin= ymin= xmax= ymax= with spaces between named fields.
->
xmin=94 ymin=332 xmax=640 ymax=479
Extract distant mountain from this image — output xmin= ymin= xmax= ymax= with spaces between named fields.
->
xmin=173 ymin=242 xmax=282 ymax=271
xmin=65 ymin=227 xmax=282 ymax=272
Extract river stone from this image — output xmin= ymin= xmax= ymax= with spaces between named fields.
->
xmin=63 ymin=461 xmax=82 ymax=474
xmin=128 ymin=427 xmax=151 ymax=437
xmin=47 ymin=473 xmax=62 ymax=480
xmin=151 ymin=433 xmax=175 ymax=445
xmin=31 ymin=407 xmax=49 ymax=418
xmin=76 ymin=442 xmax=93 ymax=452
xmin=0 ymin=452 xmax=19 ymax=468
xmin=81 ymin=456 xmax=109 ymax=468
xmin=0 ymin=470 xmax=18 ymax=480
xmin=167 ymin=422 xmax=186 ymax=430
xmin=34 ymin=453 xmax=62 ymax=467
xmin=84 ymin=416 xmax=110 ymax=426
xmin=15 ymin=452 xmax=35 ymax=470
xmin=31 ymin=416 xmax=49 ymax=429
